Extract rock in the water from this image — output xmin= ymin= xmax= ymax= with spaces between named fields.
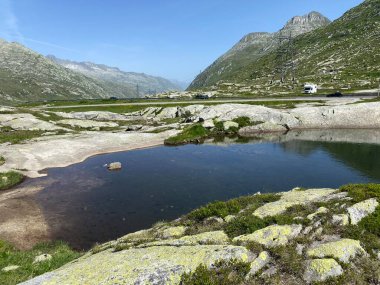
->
xmin=107 ymin=162 xmax=122 ymax=170
xmin=304 ymin=259 xmax=343 ymax=283
xmin=307 ymin=239 xmax=366 ymax=263
xmin=233 ymin=224 xmax=302 ymax=248
xmin=21 ymin=245 xmax=250 ymax=285
xmin=253 ymin=188 xmax=336 ymax=218
xmin=2 ymin=265 xmax=20 ymax=272
xmin=347 ymin=198 xmax=379 ymax=225
xmin=223 ymin=121 xmax=239 ymax=131
xmin=33 ymin=254 xmax=52 ymax=264
xmin=246 ymin=251 xmax=271 ymax=278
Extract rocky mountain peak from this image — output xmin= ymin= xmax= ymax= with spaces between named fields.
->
xmin=280 ymin=11 xmax=331 ymax=36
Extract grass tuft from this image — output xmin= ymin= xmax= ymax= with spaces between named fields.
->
xmin=0 ymin=171 xmax=24 ymax=191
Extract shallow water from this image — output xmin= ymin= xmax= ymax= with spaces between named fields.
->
xmin=20 ymin=133 xmax=380 ymax=249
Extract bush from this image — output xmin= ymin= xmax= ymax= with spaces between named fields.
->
xmin=180 ymin=260 xmax=250 ymax=285
xmin=340 ymin=184 xmax=380 ymax=202
xmin=164 ymin=124 xmax=209 ymax=145
xmin=232 ymin=117 xmax=251 ymax=128
xmin=0 ymin=171 xmax=24 ymax=190
xmin=0 ymin=156 xmax=4 ymax=166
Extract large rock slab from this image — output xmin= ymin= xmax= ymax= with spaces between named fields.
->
xmin=306 ymin=239 xmax=366 ymax=263
xmin=253 ymin=188 xmax=337 ymax=218
xmin=233 ymin=224 xmax=302 ymax=248
xmin=20 ymin=245 xmax=250 ymax=285
xmin=54 ymin=111 xmax=130 ymax=121
xmin=57 ymin=119 xmax=119 ymax=129
xmin=304 ymin=258 xmax=343 ymax=283
xmin=0 ymin=113 xmax=64 ymax=131
xmin=347 ymin=198 xmax=379 ymax=225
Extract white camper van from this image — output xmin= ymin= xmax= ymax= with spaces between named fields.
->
xmin=304 ymin=84 xmax=318 ymax=94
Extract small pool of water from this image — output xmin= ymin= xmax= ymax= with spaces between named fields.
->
xmin=21 ymin=132 xmax=380 ymax=249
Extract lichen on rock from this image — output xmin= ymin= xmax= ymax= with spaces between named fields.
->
xmin=304 ymin=258 xmax=343 ymax=283
xmin=246 ymin=251 xmax=271 ymax=278
xmin=253 ymin=188 xmax=337 ymax=218
xmin=347 ymin=198 xmax=379 ymax=225
xmin=306 ymin=239 xmax=366 ymax=263
xmin=233 ymin=224 xmax=302 ymax=248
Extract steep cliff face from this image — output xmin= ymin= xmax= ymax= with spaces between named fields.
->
xmin=188 ymin=12 xmax=331 ymax=90
xmin=0 ymin=40 xmax=108 ymax=104
xmin=48 ymin=56 xmax=182 ymax=98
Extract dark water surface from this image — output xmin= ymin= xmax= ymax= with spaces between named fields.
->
xmin=23 ymin=136 xmax=380 ymax=249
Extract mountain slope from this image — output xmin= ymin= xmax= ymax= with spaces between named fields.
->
xmin=189 ymin=12 xmax=331 ymax=90
xmin=0 ymin=39 xmax=108 ymax=104
xmin=48 ymin=56 xmax=182 ymax=98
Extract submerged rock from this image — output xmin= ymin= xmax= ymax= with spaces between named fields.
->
xmin=304 ymin=258 xmax=343 ymax=283
xmin=233 ymin=224 xmax=302 ymax=248
xmin=347 ymin=198 xmax=379 ymax=225
xmin=21 ymin=245 xmax=250 ymax=285
xmin=307 ymin=239 xmax=366 ymax=263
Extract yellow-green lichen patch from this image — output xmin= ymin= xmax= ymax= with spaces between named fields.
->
xmin=307 ymin=239 xmax=366 ymax=263
xmin=253 ymin=188 xmax=337 ymax=218
xmin=159 ymin=226 xmax=187 ymax=239
xmin=247 ymin=251 xmax=271 ymax=277
xmin=26 ymin=245 xmax=250 ymax=285
xmin=307 ymin=207 xmax=329 ymax=220
xmin=139 ymin=231 xmax=230 ymax=247
xmin=304 ymin=258 xmax=343 ymax=283
xmin=347 ymin=198 xmax=379 ymax=225
xmin=233 ymin=224 xmax=302 ymax=248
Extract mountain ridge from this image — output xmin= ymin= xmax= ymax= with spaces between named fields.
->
xmin=188 ymin=11 xmax=331 ymax=90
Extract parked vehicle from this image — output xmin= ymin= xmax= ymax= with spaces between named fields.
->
xmin=304 ymin=84 xmax=318 ymax=94
xmin=326 ymin=91 xmax=343 ymax=97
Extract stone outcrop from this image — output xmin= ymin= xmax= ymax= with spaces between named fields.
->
xmin=233 ymin=224 xmax=303 ymax=247
xmin=307 ymin=239 xmax=366 ymax=263
xmin=58 ymin=119 xmax=119 ymax=129
xmin=304 ymin=259 xmax=343 ymax=283
xmin=21 ymin=245 xmax=250 ymax=285
xmin=253 ymin=188 xmax=337 ymax=218
xmin=347 ymin=198 xmax=379 ymax=225
xmin=0 ymin=113 xmax=64 ymax=131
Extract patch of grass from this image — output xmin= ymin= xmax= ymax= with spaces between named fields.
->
xmin=180 ymin=260 xmax=250 ymax=285
xmin=232 ymin=117 xmax=253 ymax=128
xmin=0 ymin=127 xmax=45 ymax=144
xmin=340 ymin=183 xmax=380 ymax=202
xmin=164 ymin=124 xmax=209 ymax=145
xmin=0 ymin=157 xmax=4 ymax=166
xmin=0 ymin=240 xmax=81 ymax=285
xmin=0 ymin=171 xmax=24 ymax=190
xmin=186 ymin=194 xmax=280 ymax=223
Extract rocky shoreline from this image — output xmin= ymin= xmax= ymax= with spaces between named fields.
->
xmin=19 ymin=184 xmax=380 ymax=284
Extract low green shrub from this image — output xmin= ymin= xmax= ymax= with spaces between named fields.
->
xmin=340 ymin=183 xmax=380 ymax=202
xmin=0 ymin=156 xmax=5 ymax=166
xmin=164 ymin=124 xmax=209 ymax=145
xmin=180 ymin=260 xmax=250 ymax=285
xmin=0 ymin=171 xmax=24 ymax=190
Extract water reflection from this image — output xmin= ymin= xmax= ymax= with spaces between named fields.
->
xmin=15 ymin=129 xmax=380 ymax=249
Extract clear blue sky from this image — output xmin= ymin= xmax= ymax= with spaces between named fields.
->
xmin=0 ymin=0 xmax=363 ymax=82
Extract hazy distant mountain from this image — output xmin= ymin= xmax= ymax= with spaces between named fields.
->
xmin=47 ymin=56 xmax=182 ymax=97
xmin=188 ymin=11 xmax=331 ymax=89
xmin=0 ymin=39 xmax=108 ymax=104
